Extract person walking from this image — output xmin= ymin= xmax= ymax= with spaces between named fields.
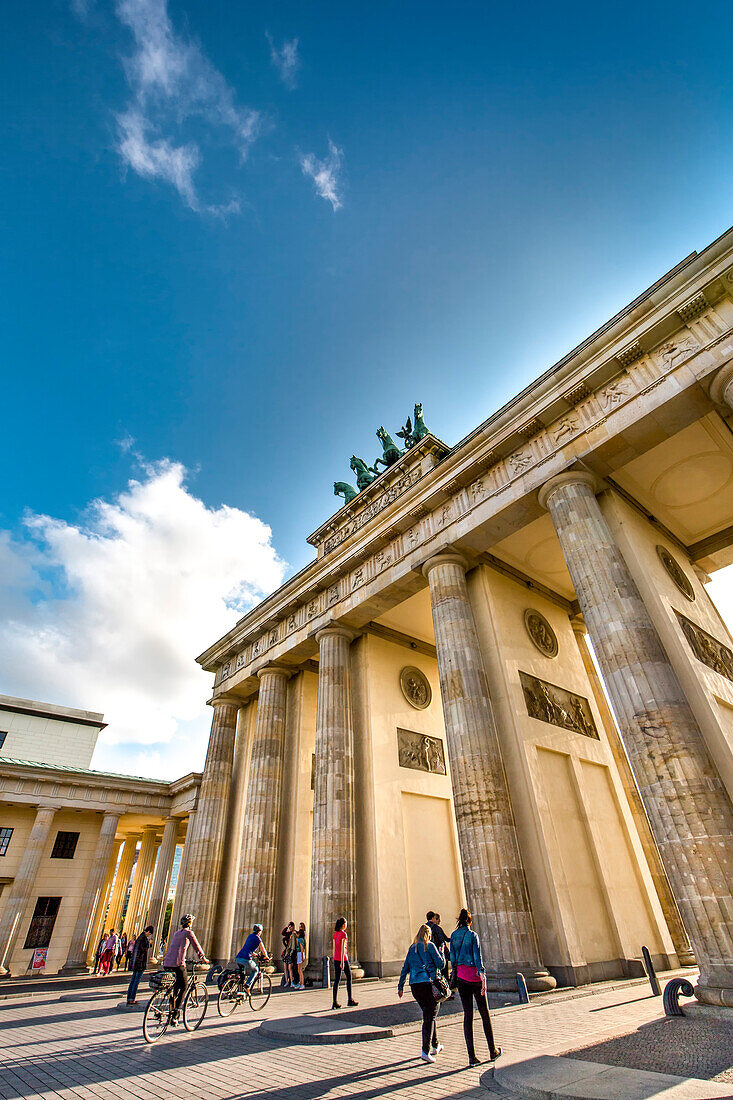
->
xmin=100 ymin=930 xmax=118 ymax=975
xmin=162 ymin=914 xmax=209 ymax=1025
xmin=118 ymin=933 xmax=127 ymax=970
xmin=397 ymin=923 xmax=445 ymax=1064
xmin=93 ymin=932 xmax=106 ymax=974
xmin=294 ymin=922 xmax=307 ymax=990
xmin=280 ymin=922 xmax=295 ymax=988
xmin=125 ymin=936 xmax=135 ymax=971
xmin=332 ymin=917 xmax=358 ymax=1010
xmin=126 ymin=925 xmax=153 ymax=1005
xmin=427 ymin=912 xmax=453 ymax=997
xmin=450 ymin=908 xmax=502 ymax=1067
xmin=115 ymin=933 xmax=124 ymax=970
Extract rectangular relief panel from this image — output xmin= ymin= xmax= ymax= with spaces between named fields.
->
xmin=397 ymin=729 xmax=446 ymax=774
xmin=519 ymin=671 xmax=599 ymax=740
xmin=675 ymin=610 xmax=733 ymax=683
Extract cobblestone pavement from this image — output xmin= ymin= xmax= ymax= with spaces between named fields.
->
xmin=0 ymin=975 xmax=719 ymax=1100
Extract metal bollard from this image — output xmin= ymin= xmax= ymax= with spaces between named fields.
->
xmin=641 ymin=946 xmax=661 ymax=996
xmin=516 ymin=972 xmax=529 ymax=1004
xmin=321 ymin=955 xmax=331 ymax=989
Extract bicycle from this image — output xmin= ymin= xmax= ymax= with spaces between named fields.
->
xmin=217 ymin=962 xmax=272 ymax=1016
xmin=143 ymin=960 xmax=209 ymax=1043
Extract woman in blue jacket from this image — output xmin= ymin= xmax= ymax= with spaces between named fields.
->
xmin=449 ymin=908 xmax=502 ymax=1066
xmin=397 ymin=924 xmax=445 ymax=1063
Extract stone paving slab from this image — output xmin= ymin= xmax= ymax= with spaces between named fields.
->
xmin=492 ymin=1056 xmax=733 ymax=1100
xmin=259 ymin=1012 xmax=394 ymax=1042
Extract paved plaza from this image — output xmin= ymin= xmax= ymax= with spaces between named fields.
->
xmin=1 ymin=972 xmax=731 ymax=1100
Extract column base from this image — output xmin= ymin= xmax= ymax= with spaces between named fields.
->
xmin=683 ymin=1002 xmax=733 ymax=1023
xmin=677 ymin=948 xmax=697 ymax=967
xmin=694 ymin=982 xmax=733 ymax=1008
xmin=485 ymin=968 xmax=557 ymax=993
xmin=59 ymin=964 xmax=92 ymax=975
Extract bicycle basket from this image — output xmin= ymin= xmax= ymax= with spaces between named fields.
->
xmin=148 ymin=970 xmax=175 ymax=992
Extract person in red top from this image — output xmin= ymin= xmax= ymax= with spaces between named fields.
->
xmin=331 ymin=917 xmax=358 ymax=1010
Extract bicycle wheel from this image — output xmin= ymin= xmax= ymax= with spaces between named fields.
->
xmin=143 ymin=990 xmax=171 ymax=1044
xmin=183 ymin=980 xmax=209 ymax=1031
xmin=217 ymin=975 xmax=241 ymax=1017
xmin=248 ymin=971 xmax=272 ymax=1011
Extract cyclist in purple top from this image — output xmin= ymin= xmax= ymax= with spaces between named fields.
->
xmin=162 ymin=914 xmax=209 ymax=1023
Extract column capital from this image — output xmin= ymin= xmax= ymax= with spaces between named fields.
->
xmin=256 ymin=664 xmax=292 ymax=682
xmin=421 ymin=550 xmax=469 ymax=580
xmin=709 ymin=361 xmax=733 ymax=410
xmin=538 ymin=469 xmax=601 ymax=511
xmin=314 ymin=624 xmax=358 ymax=645
xmin=209 ymin=693 xmax=242 ymax=710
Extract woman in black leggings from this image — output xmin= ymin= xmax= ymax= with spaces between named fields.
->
xmin=449 ymin=908 xmax=502 ymax=1067
xmin=397 ymin=924 xmax=446 ymax=1063
xmin=332 ymin=917 xmax=358 ymax=1010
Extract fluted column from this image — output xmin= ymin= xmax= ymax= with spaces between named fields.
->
xmin=169 ymin=810 xmax=195 ymax=935
xmin=231 ymin=669 xmax=289 ymax=956
xmin=0 ymin=806 xmax=57 ymax=975
xmin=85 ymin=837 xmax=122 ymax=966
xmin=212 ymin=701 xmax=255 ymax=963
xmin=123 ymin=826 xmax=158 ymax=934
xmin=106 ymin=835 xmax=138 ymax=932
xmin=176 ymin=697 xmax=239 ymax=955
xmin=710 ymin=362 xmax=733 ymax=412
xmin=540 ymin=470 xmax=733 ymax=1007
xmin=146 ymin=817 xmax=180 ymax=957
xmin=308 ymin=627 xmax=359 ymax=973
xmin=423 ymin=553 xmax=554 ymax=991
xmin=571 ymin=617 xmax=695 ymax=966
xmin=61 ymin=812 xmax=121 ymax=972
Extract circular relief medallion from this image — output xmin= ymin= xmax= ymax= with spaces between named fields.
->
xmin=400 ymin=666 xmax=432 ymax=710
xmin=656 ymin=545 xmax=695 ymax=602
xmin=524 ymin=609 xmax=559 ymax=658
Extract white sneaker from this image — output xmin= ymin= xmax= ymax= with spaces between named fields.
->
xmin=420 ymin=1052 xmax=436 ymax=1064
xmin=430 ymin=1044 xmax=443 ymax=1056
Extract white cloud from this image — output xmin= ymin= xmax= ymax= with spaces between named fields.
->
xmin=300 ymin=139 xmax=343 ymax=210
xmin=113 ymin=0 xmax=260 ymax=212
xmin=0 ymin=460 xmax=286 ymax=779
xmin=266 ymin=32 xmax=299 ymax=90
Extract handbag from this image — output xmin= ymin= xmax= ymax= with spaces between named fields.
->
xmin=417 ymin=943 xmax=450 ymax=1003
xmin=449 ymin=929 xmax=470 ymax=990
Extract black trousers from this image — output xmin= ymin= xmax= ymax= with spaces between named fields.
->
xmin=166 ymin=965 xmax=187 ymax=1014
xmin=411 ymin=981 xmax=439 ymax=1054
xmin=457 ymin=978 xmax=497 ymax=1060
xmin=333 ymin=958 xmax=352 ymax=1004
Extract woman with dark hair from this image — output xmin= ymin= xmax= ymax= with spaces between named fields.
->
xmin=397 ymin=923 xmax=445 ymax=1063
xmin=449 ymin=908 xmax=502 ymax=1067
xmin=332 ymin=917 xmax=358 ymax=1010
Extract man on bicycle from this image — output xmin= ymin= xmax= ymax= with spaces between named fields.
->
xmin=163 ymin=914 xmax=209 ymax=1023
xmin=235 ymin=922 xmax=271 ymax=990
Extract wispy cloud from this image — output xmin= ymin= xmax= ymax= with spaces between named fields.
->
xmin=300 ymin=139 xmax=343 ymax=211
xmin=113 ymin=0 xmax=260 ymax=213
xmin=266 ymin=32 xmax=300 ymax=90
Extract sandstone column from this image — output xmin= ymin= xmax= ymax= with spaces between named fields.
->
xmin=571 ymin=617 xmax=695 ymax=966
xmin=61 ymin=812 xmax=121 ymax=972
xmin=106 ymin=835 xmax=138 ymax=932
xmin=308 ymin=627 xmax=360 ymax=974
xmin=212 ymin=701 xmax=255 ymax=963
xmin=540 ymin=471 xmax=733 ymax=1007
xmin=85 ymin=837 xmax=122 ymax=966
xmin=123 ymin=826 xmax=158 ymax=934
xmin=232 ymin=669 xmax=289 ymax=957
xmin=423 ymin=553 xmax=554 ymax=991
xmin=710 ymin=362 xmax=733 ymax=412
xmin=176 ymin=697 xmax=239 ymax=956
xmin=145 ymin=817 xmax=180 ymax=957
xmin=0 ymin=806 xmax=57 ymax=975
xmin=169 ymin=810 xmax=195 ymax=935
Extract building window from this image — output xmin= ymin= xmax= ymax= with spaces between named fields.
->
xmin=0 ymin=827 xmax=13 ymax=856
xmin=23 ymin=897 xmax=61 ymax=950
xmin=51 ymin=831 xmax=79 ymax=859
xmin=0 ymin=731 xmax=6 ymax=750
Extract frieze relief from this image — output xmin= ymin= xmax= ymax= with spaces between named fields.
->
xmin=519 ymin=671 xmax=599 ymax=739
xmin=676 ymin=611 xmax=733 ymax=683
xmin=323 ymin=467 xmax=423 ymax=555
xmin=397 ymin=728 xmax=446 ymax=774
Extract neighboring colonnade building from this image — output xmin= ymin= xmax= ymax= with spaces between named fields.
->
xmin=179 ymin=225 xmax=733 ymax=1007
xmin=0 ymin=696 xmax=200 ymax=976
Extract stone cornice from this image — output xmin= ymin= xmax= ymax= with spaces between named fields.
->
xmin=0 ymin=760 xmax=202 ymax=815
xmin=198 ymin=227 xmax=733 ymax=685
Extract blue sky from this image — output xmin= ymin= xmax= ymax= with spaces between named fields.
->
xmin=2 ymin=0 xmax=733 ymax=775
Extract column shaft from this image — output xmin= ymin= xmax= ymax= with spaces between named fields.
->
xmin=232 ymin=669 xmax=289 ymax=956
xmin=308 ymin=628 xmax=359 ymax=970
xmin=542 ymin=472 xmax=733 ymax=1006
xmin=212 ymin=702 xmax=255 ymax=962
xmin=169 ymin=810 xmax=195 ymax=935
xmin=423 ymin=554 xmax=553 ymax=990
xmin=62 ymin=813 xmax=121 ymax=971
xmin=146 ymin=817 xmax=180 ymax=954
xmin=123 ymin=827 xmax=158 ymax=935
xmin=0 ymin=806 xmax=57 ymax=974
xmin=176 ymin=700 xmax=239 ymax=955
xmin=106 ymin=836 xmax=138 ymax=932
xmin=85 ymin=838 xmax=122 ymax=966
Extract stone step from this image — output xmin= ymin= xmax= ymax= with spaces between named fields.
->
xmin=489 ymin=1055 xmax=733 ymax=1100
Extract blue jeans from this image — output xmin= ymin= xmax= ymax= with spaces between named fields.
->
xmin=126 ymin=970 xmax=143 ymax=1003
xmin=237 ymin=959 xmax=259 ymax=988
